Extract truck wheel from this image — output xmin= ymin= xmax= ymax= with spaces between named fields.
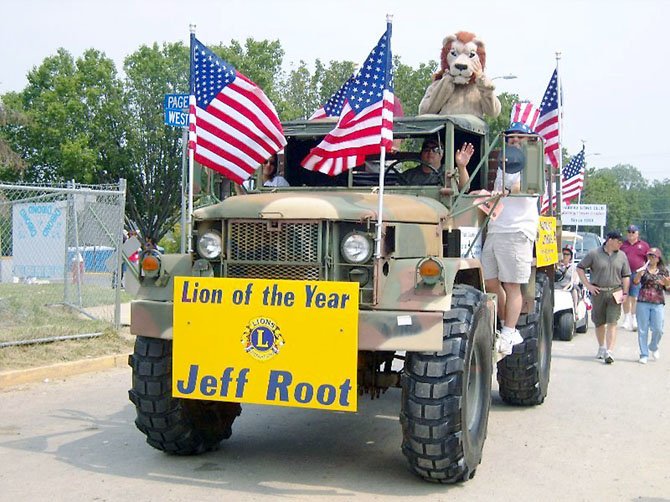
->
xmin=401 ymin=285 xmax=493 ymax=483
xmin=497 ymin=272 xmax=553 ymax=406
xmin=555 ymin=311 xmax=574 ymax=341
xmin=128 ymin=336 xmax=241 ymax=455
xmin=575 ymin=311 xmax=588 ymax=333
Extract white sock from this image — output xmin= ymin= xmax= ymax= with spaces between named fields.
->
xmin=501 ymin=326 xmax=515 ymax=335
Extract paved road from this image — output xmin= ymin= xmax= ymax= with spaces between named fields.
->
xmin=1 ymin=314 xmax=669 ymax=501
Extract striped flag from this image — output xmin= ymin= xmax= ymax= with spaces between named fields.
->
xmin=308 ymin=75 xmax=355 ymax=120
xmin=535 ymin=69 xmax=560 ymax=168
xmin=510 ymin=101 xmax=540 ymax=131
xmin=541 ymin=147 xmax=586 ymax=212
xmin=301 ymin=24 xmax=394 ymax=176
xmin=188 ymin=36 xmax=286 ymax=184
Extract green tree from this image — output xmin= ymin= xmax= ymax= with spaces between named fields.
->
xmin=581 ymin=166 xmax=640 ymax=231
xmin=279 ymin=60 xmax=320 ymax=120
xmin=639 ymin=180 xmax=670 ymax=251
xmin=0 ymin=94 xmax=27 ymax=179
xmin=393 ymin=57 xmax=436 ymax=117
xmin=1 ymin=48 xmax=127 ymax=183
xmin=484 ymin=92 xmax=520 ymax=144
xmin=122 ymin=42 xmax=189 ymax=242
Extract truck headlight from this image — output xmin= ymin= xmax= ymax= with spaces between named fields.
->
xmin=197 ymin=231 xmax=222 ymax=259
xmin=341 ymin=232 xmax=373 ymax=264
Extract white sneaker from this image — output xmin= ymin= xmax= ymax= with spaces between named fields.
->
xmin=651 ymin=350 xmax=660 ymax=361
xmin=596 ymin=347 xmax=607 ymax=359
xmin=639 ymin=356 xmax=648 ymax=364
xmin=621 ymin=314 xmax=630 ymax=328
xmin=496 ymin=329 xmax=523 ymax=356
xmin=632 ymin=317 xmax=638 ymax=331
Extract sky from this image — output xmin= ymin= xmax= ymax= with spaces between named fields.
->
xmin=2 ymin=0 xmax=669 ymax=181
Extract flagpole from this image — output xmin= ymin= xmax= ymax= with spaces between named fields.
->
xmin=555 ymin=52 xmax=563 ymax=217
xmin=375 ymin=15 xmax=393 ymax=259
xmin=187 ymin=24 xmax=196 ymax=253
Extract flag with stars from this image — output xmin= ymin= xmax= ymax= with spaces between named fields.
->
xmin=308 ymin=74 xmax=355 ymax=120
xmin=541 ymin=147 xmax=586 ymax=212
xmin=301 ymin=23 xmax=394 ymax=176
xmin=535 ymin=69 xmax=560 ymax=168
xmin=188 ymin=36 xmax=286 ymax=184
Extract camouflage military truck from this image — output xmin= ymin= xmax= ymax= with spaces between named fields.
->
xmin=128 ymin=114 xmax=556 ymax=483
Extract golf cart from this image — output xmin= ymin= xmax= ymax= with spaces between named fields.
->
xmin=554 ymin=231 xmax=589 ymax=341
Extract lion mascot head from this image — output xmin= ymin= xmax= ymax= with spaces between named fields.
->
xmin=434 ymin=31 xmax=487 ymax=85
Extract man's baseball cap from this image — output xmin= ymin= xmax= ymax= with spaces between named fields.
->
xmin=505 ymin=122 xmax=534 ymax=135
xmin=627 ymin=224 xmax=639 ymax=232
xmin=606 ymin=230 xmax=624 ymax=241
xmin=421 ymin=137 xmax=441 ymax=149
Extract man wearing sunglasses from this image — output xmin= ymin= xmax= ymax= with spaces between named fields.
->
xmin=402 ymin=137 xmax=473 ymax=188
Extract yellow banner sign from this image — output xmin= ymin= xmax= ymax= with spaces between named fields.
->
xmin=172 ymin=277 xmax=359 ymax=412
xmin=536 ymin=216 xmax=558 ymax=267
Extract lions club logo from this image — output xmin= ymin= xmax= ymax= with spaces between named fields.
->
xmin=241 ymin=317 xmax=285 ymax=361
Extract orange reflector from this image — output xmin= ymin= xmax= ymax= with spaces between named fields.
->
xmin=141 ymin=255 xmax=160 ymax=272
xmin=418 ymin=259 xmax=441 ymax=278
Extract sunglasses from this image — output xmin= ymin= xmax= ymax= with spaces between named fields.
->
xmin=562 ymin=252 xmax=572 ymax=256
xmin=647 ymin=254 xmax=659 ymax=258
xmin=422 ymin=146 xmax=442 ymax=154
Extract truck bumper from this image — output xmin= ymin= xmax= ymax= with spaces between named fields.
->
xmin=130 ymin=300 xmax=444 ymax=351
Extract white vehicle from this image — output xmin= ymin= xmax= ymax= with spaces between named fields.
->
xmin=554 ymin=231 xmax=589 ymax=341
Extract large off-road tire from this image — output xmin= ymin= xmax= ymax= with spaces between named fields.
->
xmin=555 ymin=311 xmax=575 ymax=341
xmin=576 ymin=311 xmax=588 ymax=334
xmin=497 ymin=272 xmax=553 ymax=406
xmin=401 ymin=285 xmax=493 ymax=483
xmin=128 ymin=336 xmax=241 ymax=455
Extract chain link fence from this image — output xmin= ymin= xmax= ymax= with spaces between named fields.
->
xmin=0 ymin=181 xmax=126 ymax=346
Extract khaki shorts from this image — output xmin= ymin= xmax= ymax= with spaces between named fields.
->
xmin=482 ymin=232 xmax=533 ymax=283
xmin=591 ymin=289 xmax=622 ymax=327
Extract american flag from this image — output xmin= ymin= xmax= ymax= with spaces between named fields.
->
xmin=301 ymin=25 xmax=394 ymax=176
xmin=510 ymin=101 xmax=540 ymax=131
xmin=308 ymin=74 xmax=355 ymax=120
xmin=541 ymin=147 xmax=586 ymax=212
xmin=188 ymin=36 xmax=286 ymax=184
xmin=535 ymin=69 xmax=560 ymax=168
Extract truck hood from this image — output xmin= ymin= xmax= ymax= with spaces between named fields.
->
xmin=194 ymin=192 xmax=449 ymax=224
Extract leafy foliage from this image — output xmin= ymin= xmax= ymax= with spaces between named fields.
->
xmin=3 ymin=36 xmax=670 ymax=254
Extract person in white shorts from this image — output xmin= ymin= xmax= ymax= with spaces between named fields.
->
xmin=482 ymin=122 xmax=540 ymax=356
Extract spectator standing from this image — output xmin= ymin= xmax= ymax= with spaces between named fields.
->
xmin=576 ymin=231 xmax=631 ymax=364
xmin=632 ymin=247 xmax=670 ymax=364
xmin=620 ymin=224 xmax=650 ymax=330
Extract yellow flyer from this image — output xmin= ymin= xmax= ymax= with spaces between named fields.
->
xmin=536 ymin=216 xmax=558 ymax=267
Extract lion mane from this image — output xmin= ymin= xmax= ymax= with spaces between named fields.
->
xmin=434 ymin=31 xmax=487 ymax=84
xmin=418 ymin=30 xmax=501 ymax=119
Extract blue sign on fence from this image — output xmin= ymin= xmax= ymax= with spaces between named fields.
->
xmin=164 ymin=93 xmax=189 ymax=127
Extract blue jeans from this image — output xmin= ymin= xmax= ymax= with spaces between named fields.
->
xmin=636 ymin=302 xmax=664 ymax=357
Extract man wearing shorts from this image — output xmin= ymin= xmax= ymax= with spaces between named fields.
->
xmin=576 ymin=231 xmax=631 ymax=364
xmin=481 ymin=121 xmax=539 ymax=356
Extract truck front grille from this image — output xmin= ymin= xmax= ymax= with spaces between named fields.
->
xmin=225 ymin=220 xmax=322 ymax=280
